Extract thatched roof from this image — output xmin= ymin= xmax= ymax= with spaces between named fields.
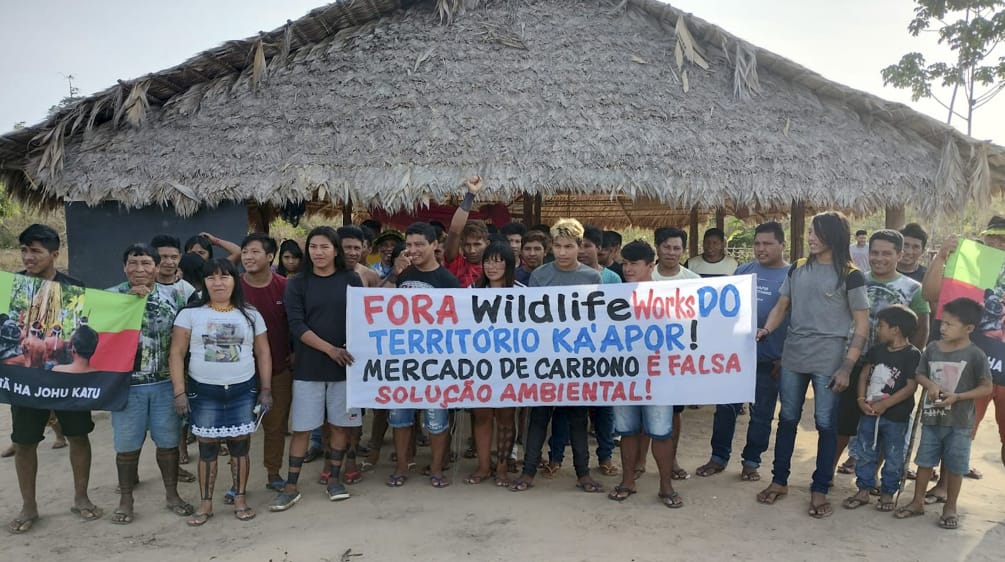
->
xmin=1 ymin=0 xmax=1003 ymax=224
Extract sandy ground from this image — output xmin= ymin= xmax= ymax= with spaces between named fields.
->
xmin=1 ymin=393 xmax=1003 ymax=562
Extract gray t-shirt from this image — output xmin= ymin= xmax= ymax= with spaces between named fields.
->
xmin=529 ymin=262 xmax=602 ymax=287
xmin=779 ymin=261 xmax=869 ymax=374
xmin=918 ymin=343 xmax=991 ymax=429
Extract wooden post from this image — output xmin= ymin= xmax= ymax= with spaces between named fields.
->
xmin=522 ymin=192 xmax=534 ymax=226
xmin=342 ymin=198 xmax=353 ymax=226
xmin=533 ymin=193 xmax=543 ymax=226
xmin=715 ymin=207 xmax=725 ymax=231
xmin=790 ymin=201 xmax=806 ymax=261
xmin=885 ymin=205 xmax=906 ymax=229
xmin=688 ymin=208 xmax=699 ymax=258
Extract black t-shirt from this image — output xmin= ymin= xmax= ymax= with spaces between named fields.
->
xmin=397 ymin=266 xmax=461 ymax=289
xmin=285 ymin=270 xmax=362 ymax=382
xmin=607 ymin=261 xmax=626 ymax=282
xmin=17 ymin=270 xmax=84 ymax=287
xmin=863 ymin=344 xmax=922 ymax=422
xmin=898 ymin=265 xmax=927 ymax=284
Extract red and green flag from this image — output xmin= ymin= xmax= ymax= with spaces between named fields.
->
xmin=0 ymin=272 xmax=147 ymax=411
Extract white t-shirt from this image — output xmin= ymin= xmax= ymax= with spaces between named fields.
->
xmin=174 ymin=306 xmax=266 ymax=385
xmin=651 ymin=266 xmax=701 ymax=282
xmin=157 ymin=279 xmax=196 ymax=303
xmin=849 ymin=244 xmax=870 ymax=272
xmin=685 ymin=255 xmax=739 ymax=277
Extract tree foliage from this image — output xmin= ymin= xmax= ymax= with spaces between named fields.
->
xmin=881 ymin=0 xmax=1005 ymax=135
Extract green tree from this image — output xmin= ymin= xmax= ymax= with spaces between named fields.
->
xmin=881 ymin=0 xmax=1005 ymax=135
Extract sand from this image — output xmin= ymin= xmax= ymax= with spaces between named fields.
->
xmin=1 ymin=395 xmax=1003 ymax=562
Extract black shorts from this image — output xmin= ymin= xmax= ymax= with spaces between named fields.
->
xmin=10 ymin=405 xmax=94 ymax=445
xmin=836 ymin=363 xmax=866 ymax=437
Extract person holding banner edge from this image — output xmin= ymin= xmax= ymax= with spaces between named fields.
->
xmin=385 ymin=222 xmax=461 ymax=488
xmin=107 ymin=243 xmax=193 ymax=524
xmin=8 ymin=224 xmax=100 ymax=534
xmin=696 ymin=221 xmax=788 ymax=482
xmin=170 ymin=258 xmax=272 ymax=526
xmin=608 ymin=239 xmax=683 ymax=507
xmin=754 ymin=211 xmax=870 ymax=519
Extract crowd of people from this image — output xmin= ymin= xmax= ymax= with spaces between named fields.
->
xmin=2 ymin=177 xmax=1002 ymax=534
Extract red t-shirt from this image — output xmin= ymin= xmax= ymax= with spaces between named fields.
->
xmin=241 ymin=272 xmax=291 ymax=372
xmin=446 ymin=254 xmax=482 ymax=288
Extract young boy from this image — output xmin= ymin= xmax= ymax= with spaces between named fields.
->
xmin=895 ymin=297 xmax=992 ymax=529
xmin=842 ymin=305 xmax=921 ymax=512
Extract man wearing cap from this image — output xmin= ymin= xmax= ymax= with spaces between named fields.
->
xmin=371 ymin=230 xmax=404 ymax=280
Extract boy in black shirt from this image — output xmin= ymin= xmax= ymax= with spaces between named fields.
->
xmin=843 ymin=305 xmax=921 ymax=512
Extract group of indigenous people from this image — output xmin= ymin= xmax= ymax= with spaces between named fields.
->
xmin=3 ymin=182 xmax=1003 ymax=534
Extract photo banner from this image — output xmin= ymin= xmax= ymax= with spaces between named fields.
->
xmin=346 ymin=275 xmax=757 ymax=408
xmin=937 ymin=239 xmax=1005 ymax=382
xmin=0 ymin=272 xmax=147 ymax=411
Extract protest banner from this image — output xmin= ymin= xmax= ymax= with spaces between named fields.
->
xmin=0 ymin=272 xmax=146 ymax=410
xmin=346 ymin=275 xmax=757 ymax=408
xmin=937 ymin=239 xmax=1005 ymax=382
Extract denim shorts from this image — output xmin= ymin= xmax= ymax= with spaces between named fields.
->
xmin=111 ymin=380 xmax=180 ymax=452
xmin=290 ymin=380 xmax=361 ymax=431
xmin=915 ymin=425 xmax=972 ymax=476
xmin=388 ymin=408 xmax=450 ymax=435
xmin=187 ymin=376 xmax=257 ymax=439
xmin=613 ymin=405 xmax=674 ymax=440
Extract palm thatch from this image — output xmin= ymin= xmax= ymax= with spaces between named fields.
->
xmin=1 ymin=0 xmax=1003 ymax=224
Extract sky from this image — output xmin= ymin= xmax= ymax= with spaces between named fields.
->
xmin=0 ymin=0 xmax=1002 ymax=143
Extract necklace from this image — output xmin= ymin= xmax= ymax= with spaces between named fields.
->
xmin=208 ymin=302 xmax=235 ymax=312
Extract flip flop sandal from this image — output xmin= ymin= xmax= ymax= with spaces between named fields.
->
xmin=464 ymin=473 xmax=491 ymax=485
xmin=421 ymin=464 xmax=451 ymax=476
xmin=756 ymin=489 xmax=787 ymax=505
xmin=608 ymin=485 xmax=637 ymax=501
xmin=7 ymin=515 xmax=38 ymax=534
xmin=836 ymin=460 xmax=855 ymax=474
xmin=965 ymin=468 xmax=982 ymax=480
xmin=575 ymin=480 xmax=604 ymax=493
xmin=343 ymin=469 xmax=363 ymax=485
xmin=178 ymin=467 xmax=197 ymax=483
xmin=223 ymin=489 xmax=237 ymax=505
xmin=430 ymin=475 xmax=451 ymax=488
xmin=358 ymin=461 xmax=376 ymax=473
xmin=51 ymin=440 xmax=68 ymax=450
xmin=924 ymin=493 xmax=948 ymax=505
xmin=234 ymin=507 xmax=256 ymax=521
xmin=740 ymin=469 xmax=761 ymax=482
xmin=70 ymin=506 xmax=104 ymax=521
xmin=659 ymin=491 xmax=684 ymax=509
xmin=186 ymin=512 xmax=214 ymax=527
xmin=894 ymin=507 xmax=925 ymax=519
xmin=841 ymin=496 xmax=870 ymax=509
xmin=110 ymin=510 xmax=134 ymax=525
xmin=633 ymin=467 xmax=646 ymax=481
xmin=1 ymin=446 xmax=15 ymax=458
xmin=598 ymin=461 xmax=620 ymax=476
xmin=494 ymin=476 xmax=512 ymax=487
xmin=869 ymin=487 xmax=881 ymax=496
xmin=463 ymin=447 xmax=477 ymax=459
xmin=808 ymin=502 xmax=833 ymax=519
xmin=875 ymin=501 xmax=897 ymax=512
xmin=167 ymin=502 xmax=195 ymax=516
xmin=540 ymin=462 xmax=562 ymax=479
xmin=671 ymin=468 xmax=690 ymax=480
xmin=509 ymin=478 xmax=534 ymax=492
xmin=938 ymin=514 xmax=959 ymax=529
xmin=386 ymin=473 xmax=407 ymax=487
xmin=695 ymin=462 xmax=726 ymax=477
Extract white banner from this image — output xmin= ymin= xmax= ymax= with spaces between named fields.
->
xmin=346 ymin=275 xmax=757 ymax=408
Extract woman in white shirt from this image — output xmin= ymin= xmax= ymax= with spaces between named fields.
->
xmin=170 ymin=259 xmax=272 ymax=526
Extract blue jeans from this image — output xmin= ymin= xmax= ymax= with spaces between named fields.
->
xmin=771 ymin=368 xmax=840 ymax=494
xmin=851 ymin=415 xmax=908 ymax=495
xmin=111 ymin=381 xmax=180 ymax=452
xmin=709 ymin=361 xmax=779 ymax=468
xmin=590 ymin=407 xmax=615 ymax=463
xmin=389 ymin=408 xmax=450 ymax=435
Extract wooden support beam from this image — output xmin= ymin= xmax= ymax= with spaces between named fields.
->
xmin=342 ymin=198 xmax=353 ymax=226
xmin=522 ymin=192 xmax=534 ymax=226
xmin=688 ymin=208 xmax=699 ymax=258
xmin=790 ymin=201 xmax=806 ymax=261
xmin=533 ymin=193 xmax=543 ymax=226
xmin=885 ymin=205 xmax=906 ymax=229
xmin=715 ymin=208 xmax=725 ymax=231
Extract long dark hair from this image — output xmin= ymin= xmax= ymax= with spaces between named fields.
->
xmin=475 ymin=241 xmax=516 ymax=288
xmin=810 ymin=211 xmax=853 ymax=288
xmin=187 ymin=258 xmax=257 ymax=329
xmin=303 ymin=226 xmax=349 ymax=276
xmin=276 ymin=239 xmax=304 ymax=276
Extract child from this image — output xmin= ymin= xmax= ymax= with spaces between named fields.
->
xmin=895 ymin=297 xmax=992 ymax=529
xmin=842 ymin=305 xmax=921 ymax=512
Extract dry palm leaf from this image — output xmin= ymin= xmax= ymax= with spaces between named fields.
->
xmin=674 ymin=16 xmax=708 ymax=70
xmin=123 ymin=80 xmax=151 ymax=128
xmin=967 ymin=142 xmax=991 ymax=207
xmin=732 ymin=43 xmax=760 ymax=100
xmin=436 ymin=0 xmax=479 ymax=25
xmin=252 ymin=39 xmax=268 ymax=92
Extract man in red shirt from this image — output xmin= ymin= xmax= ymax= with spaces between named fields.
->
xmin=443 ymin=177 xmax=488 ymax=287
xmin=239 ymin=233 xmax=292 ymax=491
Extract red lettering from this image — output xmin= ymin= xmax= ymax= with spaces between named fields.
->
xmin=376 ymin=385 xmax=391 ymax=404
xmin=412 ymin=294 xmax=435 ymax=324
xmin=566 ymin=382 xmax=580 ymax=402
xmin=611 ymin=382 xmax=627 ymax=402
xmin=726 ymin=353 xmax=742 ymax=373
xmin=363 ymin=295 xmax=384 ymax=324
xmin=581 ymin=382 xmax=598 ymax=402
xmin=647 ymin=353 xmax=660 ymax=376
xmin=501 ymin=383 xmax=518 ymax=403
xmin=387 ymin=295 xmax=409 ymax=326
xmin=392 ymin=386 xmax=409 ymax=404
xmin=541 ymin=383 xmax=556 ymax=403
xmin=517 ymin=383 xmax=539 ymax=403
xmin=437 ymin=295 xmax=459 ymax=325
xmin=628 ymin=381 xmax=644 ymax=401
xmin=598 ymin=380 xmax=614 ymax=401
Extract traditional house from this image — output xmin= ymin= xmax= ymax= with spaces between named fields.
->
xmin=1 ymin=0 xmax=1002 ymax=286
